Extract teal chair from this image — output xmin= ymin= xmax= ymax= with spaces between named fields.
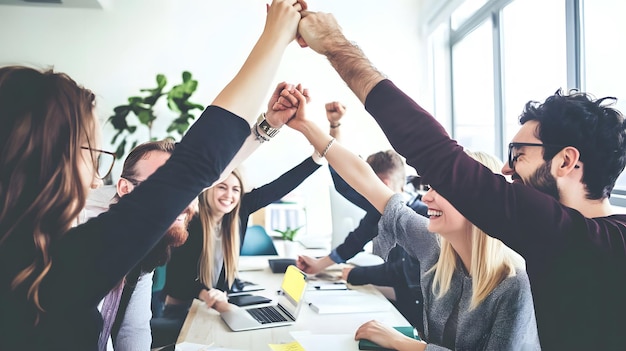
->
xmin=151 ymin=264 xmax=167 ymax=317
xmin=241 ymin=225 xmax=278 ymax=256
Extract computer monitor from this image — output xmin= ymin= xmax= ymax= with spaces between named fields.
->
xmin=328 ymin=185 xmax=366 ymax=249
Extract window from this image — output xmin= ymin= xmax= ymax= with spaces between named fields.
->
xmin=501 ymin=0 xmax=568 ymax=156
xmin=428 ymin=0 xmax=626 ymax=198
xmin=451 ymin=20 xmax=495 ymax=154
xmin=582 ymin=0 xmax=626 ymax=191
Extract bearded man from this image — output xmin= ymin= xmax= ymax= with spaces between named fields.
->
xmin=100 ymin=139 xmax=195 ymax=351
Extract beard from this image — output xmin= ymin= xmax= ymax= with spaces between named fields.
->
xmin=163 ymin=205 xmax=194 ymax=247
xmin=139 ymin=207 xmax=193 ymax=272
xmin=526 ymin=160 xmax=561 ymax=201
xmin=163 ymin=220 xmax=189 ymax=248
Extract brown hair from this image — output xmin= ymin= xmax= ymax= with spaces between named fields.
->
xmin=366 ymin=149 xmax=406 ymax=192
xmin=197 ymin=169 xmax=244 ymax=288
xmin=0 ymin=66 xmax=97 ymax=314
xmin=113 ymin=139 xmax=177 ymax=202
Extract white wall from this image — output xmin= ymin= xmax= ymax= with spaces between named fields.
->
xmin=0 ymin=0 xmax=430 ymax=236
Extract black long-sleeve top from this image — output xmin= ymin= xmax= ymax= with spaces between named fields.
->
xmin=164 ymin=157 xmax=320 ymax=300
xmin=0 ymin=106 xmax=250 ymax=351
xmin=365 ymin=79 xmax=626 ymax=350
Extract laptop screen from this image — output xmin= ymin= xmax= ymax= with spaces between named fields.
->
xmin=281 ymin=265 xmax=307 ymax=303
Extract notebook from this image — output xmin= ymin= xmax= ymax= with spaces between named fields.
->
xmin=220 ymin=265 xmax=307 ymax=331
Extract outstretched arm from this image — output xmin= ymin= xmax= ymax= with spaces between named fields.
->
xmin=212 ymin=0 xmax=306 ymax=124
xmin=212 ymin=81 xmax=305 ymax=187
xmin=298 ymin=11 xmax=384 ymax=104
xmin=287 ymin=90 xmax=393 ymax=213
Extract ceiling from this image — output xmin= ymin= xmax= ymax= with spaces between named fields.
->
xmin=0 ymin=0 xmax=104 ymax=9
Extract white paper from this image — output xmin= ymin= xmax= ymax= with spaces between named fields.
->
xmin=305 ymin=290 xmax=391 ymax=314
xmin=175 ymin=342 xmax=214 ymax=351
xmin=290 ymin=331 xmax=357 ymax=351
xmin=175 ymin=343 xmax=247 ymax=351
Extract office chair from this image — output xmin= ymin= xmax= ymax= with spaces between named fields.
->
xmin=151 ymin=264 xmax=167 ymax=317
xmin=241 ymin=225 xmax=278 ymax=256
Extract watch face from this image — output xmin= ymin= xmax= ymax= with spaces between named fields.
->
xmin=259 ymin=119 xmax=279 ymax=137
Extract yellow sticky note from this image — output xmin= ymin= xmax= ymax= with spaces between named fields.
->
xmin=268 ymin=341 xmax=305 ymax=351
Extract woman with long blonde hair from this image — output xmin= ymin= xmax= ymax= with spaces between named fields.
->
xmin=0 ymin=2 xmax=308 ymax=349
xmin=285 ymin=89 xmax=540 ymax=350
xmin=159 ymin=156 xmax=321 ymax=345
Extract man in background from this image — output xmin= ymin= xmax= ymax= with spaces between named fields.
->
xmin=100 ymin=139 xmax=194 ymax=351
xmin=297 ymin=102 xmax=426 ymax=329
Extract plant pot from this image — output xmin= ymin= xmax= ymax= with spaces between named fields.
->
xmin=283 ymin=240 xmax=300 ymax=258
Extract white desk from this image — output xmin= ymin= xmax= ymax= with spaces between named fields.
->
xmin=176 ymin=256 xmax=410 ymax=350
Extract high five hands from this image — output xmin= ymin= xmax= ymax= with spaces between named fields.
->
xmin=268 ymin=83 xmax=311 ymax=126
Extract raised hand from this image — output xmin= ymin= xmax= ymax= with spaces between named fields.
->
xmin=264 ymin=0 xmax=308 ymax=48
xmin=284 ymin=88 xmax=312 ymax=132
xmin=266 ymin=83 xmax=310 ymax=128
xmin=325 ymin=101 xmax=346 ymax=125
xmin=297 ymin=11 xmax=345 ymax=52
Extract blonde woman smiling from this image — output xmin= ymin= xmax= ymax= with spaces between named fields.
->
xmin=285 ymin=89 xmax=540 ymax=351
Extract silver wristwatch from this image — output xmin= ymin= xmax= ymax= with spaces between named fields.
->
xmin=257 ymin=113 xmax=280 ymax=138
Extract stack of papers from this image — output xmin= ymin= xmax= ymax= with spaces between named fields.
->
xmin=305 ymin=290 xmax=391 ymax=314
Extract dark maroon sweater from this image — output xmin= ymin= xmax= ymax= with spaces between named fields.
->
xmin=365 ymin=79 xmax=626 ymax=350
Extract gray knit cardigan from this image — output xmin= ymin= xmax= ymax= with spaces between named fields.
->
xmin=374 ymin=194 xmax=541 ymax=351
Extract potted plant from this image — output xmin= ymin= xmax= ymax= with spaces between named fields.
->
xmin=107 ymin=71 xmax=204 ymax=161
xmin=275 ymin=226 xmax=303 ymax=258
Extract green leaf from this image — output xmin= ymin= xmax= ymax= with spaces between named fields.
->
xmin=110 ymin=130 xmax=124 ymax=144
xmin=128 ymin=96 xmax=143 ymax=104
xmin=142 ymin=91 xmax=164 ymax=106
xmin=137 ymin=110 xmax=152 ymax=125
xmin=115 ymin=139 xmax=127 ymax=160
xmin=113 ymin=105 xmax=131 ymax=114
xmin=156 ymin=73 xmax=167 ymax=88
xmin=275 ymin=226 xmax=303 ymax=241
xmin=182 ymin=71 xmax=192 ymax=82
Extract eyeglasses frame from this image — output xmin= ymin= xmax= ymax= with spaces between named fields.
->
xmin=81 ymin=146 xmax=116 ymax=179
xmin=507 ymin=142 xmax=567 ymax=169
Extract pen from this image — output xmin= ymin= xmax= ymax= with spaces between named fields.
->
xmin=312 ymin=284 xmax=348 ymax=290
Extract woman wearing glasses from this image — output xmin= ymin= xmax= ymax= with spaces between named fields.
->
xmin=284 ymin=91 xmax=540 ymax=351
xmin=0 ymin=1 xmax=307 ymax=350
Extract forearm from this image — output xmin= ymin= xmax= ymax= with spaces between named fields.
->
xmin=212 ymin=128 xmax=262 ymax=187
xmin=329 ymin=123 xmax=342 ymax=140
xmin=347 ymin=261 xmax=399 ymax=287
xmin=322 ymin=35 xmax=385 ymax=104
xmin=298 ymin=120 xmax=392 ymax=213
xmin=212 ymin=35 xmax=286 ymax=123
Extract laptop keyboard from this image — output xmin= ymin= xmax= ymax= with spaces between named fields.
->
xmin=247 ymin=306 xmax=288 ymax=324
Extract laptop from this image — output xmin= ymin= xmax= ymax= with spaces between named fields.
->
xmin=220 ymin=265 xmax=307 ymax=331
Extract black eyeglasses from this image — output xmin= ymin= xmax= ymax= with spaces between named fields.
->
xmin=507 ymin=142 xmax=565 ymax=169
xmin=81 ymin=147 xmax=116 ymax=179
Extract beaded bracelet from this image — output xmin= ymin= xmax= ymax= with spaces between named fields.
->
xmin=330 ymin=123 xmax=341 ymax=129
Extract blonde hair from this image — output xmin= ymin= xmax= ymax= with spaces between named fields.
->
xmin=197 ymin=169 xmax=244 ymax=288
xmin=0 ymin=66 xmax=97 ymax=317
xmin=429 ymin=150 xmax=525 ymax=310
